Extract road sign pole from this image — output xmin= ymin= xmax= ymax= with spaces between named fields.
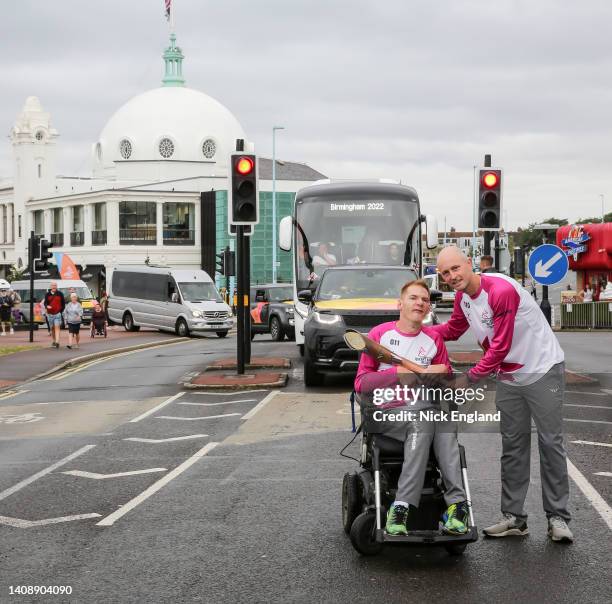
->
xmin=540 ymin=286 xmax=552 ymax=325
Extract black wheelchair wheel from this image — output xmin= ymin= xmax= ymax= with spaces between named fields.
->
xmin=444 ymin=543 xmax=467 ymax=556
xmin=342 ymin=472 xmax=361 ymax=534
xmin=350 ymin=511 xmax=383 ymax=556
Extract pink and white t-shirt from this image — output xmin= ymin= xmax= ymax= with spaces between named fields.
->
xmin=433 ymin=273 xmax=564 ymax=385
xmin=354 ymin=322 xmax=451 ymax=407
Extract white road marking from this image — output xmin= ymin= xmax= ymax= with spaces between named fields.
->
xmin=192 ymin=390 xmax=267 ymax=396
xmin=156 ymin=413 xmax=241 ymax=421
xmin=0 ymin=444 xmax=95 ymax=502
xmin=567 ymin=459 xmax=612 ymax=531
xmin=96 ymin=442 xmax=219 ymax=527
xmin=564 ymin=404 xmax=612 ymax=410
xmin=129 ymin=392 xmax=185 ymax=423
xmin=33 ymin=400 xmax=91 ymax=405
xmin=0 ymin=389 xmax=29 ymax=400
xmin=594 ymin=472 xmax=612 ymax=478
xmin=566 ymin=391 xmax=610 ymax=397
xmin=0 ymin=513 xmax=101 ymax=528
xmin=62 ymin=468 xmax=167 ymax=480
xmin=179 ymin=399 xmax=256 ymax=407
xmin=123 ymin=434 xmax=208 ymax=444
xmin=564 ymin=418 xmax=612 ymax=425
xmin=241 ymin=391 xmax=279 ymax=420
xmin=571 ymin=440 xmax=612 ymax=448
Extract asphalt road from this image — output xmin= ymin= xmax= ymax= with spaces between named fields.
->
xmin=0 ymin=331 xmax=610 ymax=603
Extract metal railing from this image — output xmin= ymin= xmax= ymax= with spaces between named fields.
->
xmin=92 ymin=230 xmax=107 ymax=245
xmin=119 ymin=228 xmax=157 ymax=245
xmin=163 ymin=228 xmax=195 ymax=245
xmin=560 ymin=301 xmax=612 ymax=329
xmin=70 ymin=231 xmax=84 ymax=246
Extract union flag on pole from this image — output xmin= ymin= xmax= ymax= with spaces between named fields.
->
xmin=164 ymin=0 xmax=172 ymax=21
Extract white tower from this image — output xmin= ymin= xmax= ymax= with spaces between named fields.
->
xmin=11 ymin=96 xmax=59 ymax=263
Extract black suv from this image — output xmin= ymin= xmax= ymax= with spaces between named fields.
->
xmin=301 ymin=266 xmax=440 ymax=386
xmin=250 ymin=284 xmax=295 ymax=341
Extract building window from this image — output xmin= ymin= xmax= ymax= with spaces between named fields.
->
xmin=158 ymin=138 xmax=175 ymax=158
xmin=202 ymin=139 xmax=216 ymax=159
xmin=96 ymin=142 xmax=102 ymax=161
xmin=119 ymin=139 xmax=132 ymax=159
xmin=163 ymin=202 xmax=195 ymax=245
xmin=18 ymin=215 xmax=22 ymax=238
xmin=37 ymin=164 xmax=42 ymax=178
xmin=119 ymin=201 xmax=157 ymax=245
xmin=93 ymin=203 xmax=107 ymax=245
xmin=71 ymin=205 xmax=84 ymax=246
xmin=35 ymin=131 xmax=44 ymax=141
xmin=33 ymin=210 xmax=44 ymax=236
xmin=51 ymin=208 xmax=64 ymax=247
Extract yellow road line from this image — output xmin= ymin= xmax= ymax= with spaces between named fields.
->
xmin=0 ymin=389 xmax=29 ymax=401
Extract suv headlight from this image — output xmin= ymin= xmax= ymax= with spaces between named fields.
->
xmin=286 ymin=307 xmax=294 ymax=315
xmin=192 ymin=310 xmax=204 ymax=318
xmin=312 ymin=311 xmax=342 ymax=325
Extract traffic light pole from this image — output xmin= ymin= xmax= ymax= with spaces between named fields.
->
xmin=244 ymin=235 xmax=251 ymax=364
xmin=236 ymin=227 xmax=245 ymax=374
xmin=28 ymin=231 xmax=35 ymax=343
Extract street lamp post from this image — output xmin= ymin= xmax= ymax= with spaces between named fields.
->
xmin=272 ymin=126 xmax=285 ymax=283
xmin=601 ymin=194 xmax=605 ymax=223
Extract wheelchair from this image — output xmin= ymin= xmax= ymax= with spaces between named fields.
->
xmin=342 ymin=392 xmax=478 ymax=556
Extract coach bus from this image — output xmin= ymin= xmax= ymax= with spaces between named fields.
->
xmin=278 ymin=179 xmax=438 ymax=357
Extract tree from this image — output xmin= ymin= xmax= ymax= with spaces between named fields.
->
xmin=514 ymin=217 xmax=568 ymax=250
xmin=575 ymin=212 xmax=612 ymax=224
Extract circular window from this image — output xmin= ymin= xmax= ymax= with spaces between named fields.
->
xmin=202 ymin=139 xmax=216 ymax=159
xmin=158 ymin=138 xmax=175 ymax=158
xmin=35 ymin=131 xmax=44 ymax=141
xmin=119 ymin=139 xmax=132 ymax=159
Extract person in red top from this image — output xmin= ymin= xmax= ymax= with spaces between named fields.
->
xmin=44 ymin=281 xmax=66 ymax=348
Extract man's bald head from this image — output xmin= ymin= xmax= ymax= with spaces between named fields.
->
xmin=436 ymin=246 xmax=477 ymax=294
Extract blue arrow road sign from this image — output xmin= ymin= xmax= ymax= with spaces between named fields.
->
xmin=528 ymin=244 xmax=569 ymax=286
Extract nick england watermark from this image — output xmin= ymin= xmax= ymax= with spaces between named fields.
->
xmin=370 ymin=384 xmax=500 ymax=424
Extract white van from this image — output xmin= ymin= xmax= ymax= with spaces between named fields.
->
xmin=10 ymin=279 xmax=96 ymax=323
xmin=107 ymin=265 xmax=233 ymax=337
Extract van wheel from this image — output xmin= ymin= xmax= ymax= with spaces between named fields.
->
xmin=216 ymin=331 xmax=228 ymax=338
xmin=270 ymin=316 xmax=284 ymax=341
xmin=304 ymin=346 xmax=324 ymax=387
xmin=123 ymin=312 xmax=140 ymax=332
xmin=175 ymin=319 xmax=190 ymax=338
xmin=298 ymin=344 xmax=304 ymax=357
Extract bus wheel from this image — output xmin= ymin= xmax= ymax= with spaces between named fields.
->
xmin=123 ymin=312 xmax=140 ymax=332
xmin=175 ymin=318 xmax=190 ymax=338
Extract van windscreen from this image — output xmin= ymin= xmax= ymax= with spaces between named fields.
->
xmin=178 ymin=282 xmax=222 ymax=303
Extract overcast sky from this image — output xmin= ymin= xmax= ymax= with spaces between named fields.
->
xmin=1 ymin=0 xmax=610 ymax=230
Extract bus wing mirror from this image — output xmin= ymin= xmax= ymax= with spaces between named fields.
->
xmin=297 ymin=289 xmax=312 ymax=303
xmin=279 ymin=216 xmax=292 ymax=251
xmin=425 ymin=214 xmax=438 ymax=250
xmin=429 ymin=289 xmax=443 ymax=303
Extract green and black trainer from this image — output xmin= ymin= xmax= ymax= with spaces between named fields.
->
xmin=385 ymin=503 xmax=409 ymax=536
xmin=442 ymin=501 xmax=469 ymax=535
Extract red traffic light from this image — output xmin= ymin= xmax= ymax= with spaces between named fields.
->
xmin=236 ymin=157 xmax=254 ymax=175
xmin=482 ymin=171 xmax=499 ymax=188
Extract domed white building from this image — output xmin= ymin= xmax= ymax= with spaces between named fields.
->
xmin=0 ymin=34 xmax=325 ymax=292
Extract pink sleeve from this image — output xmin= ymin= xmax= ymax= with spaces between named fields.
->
xmin=354 ymin=324 xmax=398 ymax=393
xmin=430 ymin=292 xmax=469 ymax=341
xmin=468 ymin=281 xmax=520 ymax=381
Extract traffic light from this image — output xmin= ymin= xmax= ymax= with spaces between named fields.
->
xmin=229 ymin=153 xmax=258 ymax=226
xmin=478 ymin=168 xmax=502 ymax=230
xmin=216 ymin=250 xmax=226 ymax=276
xmin=35 ymin=238 xmax=53 ymax=271
xmin=223 ymin=249 xmax=236 ymax=277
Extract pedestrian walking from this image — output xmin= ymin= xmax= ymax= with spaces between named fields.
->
xmin=0 ymin=279 xmax=15 ymax=335
xmin=44 ymin=281 xmax=66 ymax=348
xmin=63 ymin=292 xmax=83 ymax=349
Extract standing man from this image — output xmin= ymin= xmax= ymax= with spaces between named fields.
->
xmin=433 ymin=246 xmax=573 ymax=543
xmin=479 ymin=255 xmax=495 ymax=273
xmin=44 ymin=281 xmax=65 ymax=348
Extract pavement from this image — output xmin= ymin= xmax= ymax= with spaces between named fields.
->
xmin=0 ymin=326 xmax=187 ymax=389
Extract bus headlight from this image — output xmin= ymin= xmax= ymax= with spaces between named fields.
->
xmin=312 ymin=311 xmax=342 ymax=325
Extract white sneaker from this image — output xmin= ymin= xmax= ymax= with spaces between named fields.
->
xmin=0 ymin=332 xmax=5 ymax=336
xmin=548 ymin=516 xmax=573 ymax=543
xmin=10 ymin=328 xmax=14 ymax=334
xmin=483 ymin=512 xmax=529 ymax=537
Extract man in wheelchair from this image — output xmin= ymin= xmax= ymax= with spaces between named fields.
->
xmin=354 ymin=279 xmax=469 ymax=537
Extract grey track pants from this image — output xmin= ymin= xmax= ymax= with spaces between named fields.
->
xmin=385 ymin=412 xmax=466 ymax=508
xmin=496 ymin=362 xmax=570 ymax=522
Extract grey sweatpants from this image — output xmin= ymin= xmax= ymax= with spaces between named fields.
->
xmin=385 ymin=409 xmax=466 ymax=508
xmin=495 ymin=362 xmax=570 ymax=522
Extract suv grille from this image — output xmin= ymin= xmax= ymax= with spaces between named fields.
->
xmin=341 ymin=311 xmax=399 ymax=328
xmin=204 ymin=311 xmax=229 ymax=320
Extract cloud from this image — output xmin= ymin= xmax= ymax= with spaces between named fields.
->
xmin=1 ymin=0 xmax=611 ymax=229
